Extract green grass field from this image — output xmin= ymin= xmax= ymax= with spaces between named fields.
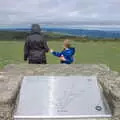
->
xmin=0 ymin=41 xmax=120 ymax=72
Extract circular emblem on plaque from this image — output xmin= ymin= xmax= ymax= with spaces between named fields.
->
xmin=95 ymin=106 xmax=102 ymax=111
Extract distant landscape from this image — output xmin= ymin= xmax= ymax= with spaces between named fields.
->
xmin=0 ymin=28 xmax=120 ymax=72
xmin=1 ymin=27 xmax=120 ymax=39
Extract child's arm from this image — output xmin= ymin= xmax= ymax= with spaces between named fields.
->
xmin=50 ymin=49 xmax=62 ymax=57
xmin=59 ymin=55 xmax=66 ymax=61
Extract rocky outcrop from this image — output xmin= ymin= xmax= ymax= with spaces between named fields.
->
xmin=0 ymin=64 xmax=120 ymax=120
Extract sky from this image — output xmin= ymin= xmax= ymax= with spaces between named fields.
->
xmin=0 ymin=0 xmax=120 ymax=28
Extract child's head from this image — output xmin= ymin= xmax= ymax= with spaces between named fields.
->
xmin=64 ymin=39 xmax=71 ymax=48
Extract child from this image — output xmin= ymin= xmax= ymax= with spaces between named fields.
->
xmin=50 ymin=39 xmax=75 ymax=64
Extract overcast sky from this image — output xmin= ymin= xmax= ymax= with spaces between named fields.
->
xmin=0 ymin=0 xmax=120 ymax=28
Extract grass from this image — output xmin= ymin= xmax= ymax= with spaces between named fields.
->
xmin=0 ymin=40 xmax=120 ymax=72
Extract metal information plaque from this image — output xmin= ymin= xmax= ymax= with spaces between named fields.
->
xmin=14 ymin=76 xmax=111 ymax=119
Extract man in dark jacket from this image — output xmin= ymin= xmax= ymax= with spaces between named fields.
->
xmin=24 ymin=24 xmax=49 ymax=64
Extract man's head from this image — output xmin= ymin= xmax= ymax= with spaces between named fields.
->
xmin=64 ymin=39 xmax=71 ymax=48
xmin=31 ymin=24 xmax=41 ymax=34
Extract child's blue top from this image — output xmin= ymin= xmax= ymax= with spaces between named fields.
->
xmin=52 ymin=48 xmax=75 ymax=64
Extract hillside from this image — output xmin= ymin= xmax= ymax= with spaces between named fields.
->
xmin=0 ymin=30 xmax=120 ymax=41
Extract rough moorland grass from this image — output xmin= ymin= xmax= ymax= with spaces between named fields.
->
xmin=0 ymin=41 xmax=120 ymax=72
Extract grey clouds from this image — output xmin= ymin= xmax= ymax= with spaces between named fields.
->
xmin=0 ymin=0 xmax=120 ymax=27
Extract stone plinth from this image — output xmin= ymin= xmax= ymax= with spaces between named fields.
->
xmin=0 ymin=64 xmax=120 ymax=120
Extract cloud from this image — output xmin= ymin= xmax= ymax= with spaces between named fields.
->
xmin=0 ymin=0 xmax=120 ymax=27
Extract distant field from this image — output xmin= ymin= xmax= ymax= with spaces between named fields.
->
xmin=0 ymin=41 xmax=120 ymax=72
